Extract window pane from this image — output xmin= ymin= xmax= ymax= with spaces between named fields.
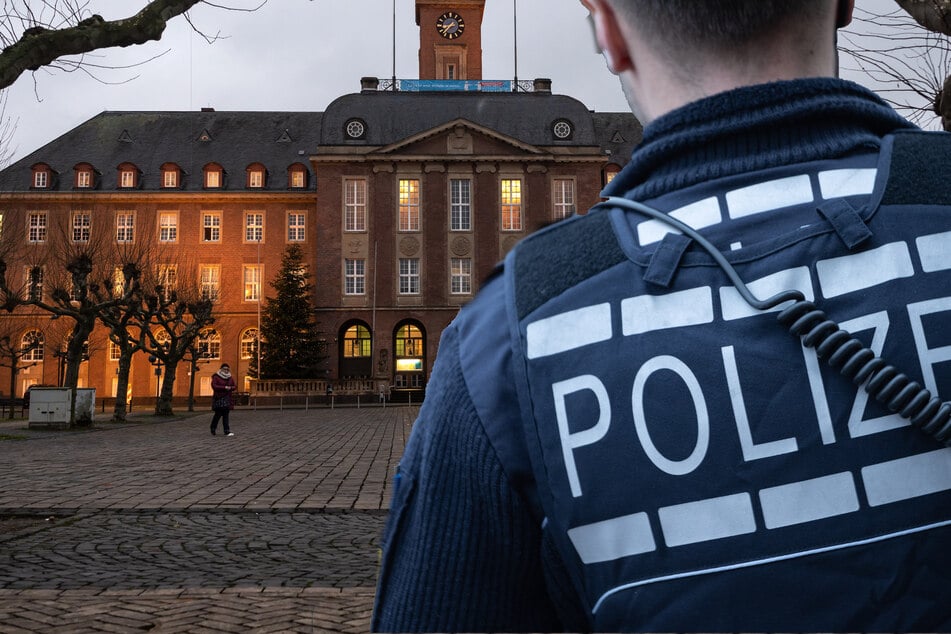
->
xmin=28 ymin=212 xmax=47 ymax=243
xmin=553 ymin=179 xmax=576 ymax=220
xmin=245 ymin=213 xmax=264 ymax=242
xmin=450 ymin=179 xmax=471 ymax=231
xmin=203 ymin=214 xmax=221 ymax=242
xmin=399 ymin=179 xmax=420 ymax=231
xmin=399 ymin=258 xmax=420 ymax=295
xmin=159 ymin=213 xmax=177 ymax=242
xmin=345 ymin=259 xmax=366 ymax=295
xmin=72 ymin=212 xmax=90 ymax=242
xmin=345 ymin=179 xmax=367 ymax=232
xmin=244 ymin=265 xmax=261 ymax=301
xmin=501 ymin=179 xmax=522 ymax=231
xmin=287 ymin=213 xmax=305 ymax=242
xmin=450 ymin=257 xmax=472 ymax=294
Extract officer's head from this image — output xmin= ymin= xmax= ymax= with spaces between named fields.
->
xmin=581 ymin=0 xmax=854 ymax=122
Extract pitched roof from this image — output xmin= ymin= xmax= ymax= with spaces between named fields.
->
xmin=0 ymin=110 xmax=322 ymax=192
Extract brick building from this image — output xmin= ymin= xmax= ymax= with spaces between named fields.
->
xmin=0 ymin=0 xmax=640 ymax=405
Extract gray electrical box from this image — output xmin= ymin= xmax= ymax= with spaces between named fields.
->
xmin=28 ymin=387 xmax=72 ymax=429
xmin=27 ymin=387 xmax=96 ymax=429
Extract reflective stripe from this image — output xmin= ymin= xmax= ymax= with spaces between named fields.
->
xmin=727 ymin=175 xmax=813 ymax=218
xmin=568 ymin=512 xmax=656 ymax=564
xmin=760 ymin=472 xmax=859 ymax=529
xmin=621 ymin=287 xmax=714 ymax=336
xmin=818 ymin=168 xmax=877 ymax=199
xmin=863 ymin=448 xmax=951 ymax=506
xmin=658 ymin=493 xmax=756 ymax=547
xmin=816 ymin=242 xmax=915 ymax=297
xmin=916 ymin=231 xmax=951 ymax=273
xmin=526 ymin=303 xmax=612 ymax=359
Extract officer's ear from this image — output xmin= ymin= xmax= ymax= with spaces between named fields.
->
xmin=836 ymin=0 xmax=854 ymax=28
xmin=581 ymin=0 xmax=635 ymax=75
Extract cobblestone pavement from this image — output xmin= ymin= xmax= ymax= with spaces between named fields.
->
xmin=0 ymin=406 xmax=416 ymax=633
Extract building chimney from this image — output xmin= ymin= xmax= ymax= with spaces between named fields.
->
xmin=533 ymin=78 xmax=552 ymax=94
xmin=361 ymin=77 xmax=380 ymax=92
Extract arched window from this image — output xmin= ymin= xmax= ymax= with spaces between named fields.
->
xmin=21 ymin=331 xmax=44 ymax=362
xmin=339 ymin=321 xmax=373 ymax=379
xmin=393 ymin=321 xmax=426 ymax=389
xmin=197 ymin=329 xmax=221 ymax=360
xmin=240 ymin=328 xmax=259 ymax=360
xmin=343 ymin=324 xmax=372 ymax=358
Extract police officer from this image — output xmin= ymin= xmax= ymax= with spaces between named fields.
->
xmin=373 ymin=1 xmax=951 ymax=631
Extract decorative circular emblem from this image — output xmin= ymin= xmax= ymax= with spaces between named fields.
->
xmin=345 ymin=119 xmax=366 ymax=139
xmin=450 ymin=236 xmax=472 ymax=256
xmin=553 ymin=120 xmax=573 ymax=140
xmin=400 ymin=236 xmax=421 ymax=256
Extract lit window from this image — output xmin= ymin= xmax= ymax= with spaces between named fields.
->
xmin=395 ymin=323 xmax=423 ymax=358
xmin=290 ymin=168 xmax=306 ymax=189
xmin=26 ymin=267 xmax=43 ymax=302
xmin=501 ymin=179 xmax=523 ymax=231
xmin=450 ymin=179 xmax=471 ymax=231
xmin=197 ymin=329 xmax=221 ymax=360
xmin=287 ymin=212 xmax=305 ymax=242
xmin=344 ymin=179 xmax=367 ymax=232
xmin=450 ymin=258 xmax=472 ymax=294
xmin=72 ymin=212 xmax=91 ymax=242
xmin=113 ymin=267 xmax=127 ymax=298
xmin=116 ymin=213 xmax=135 ymax=243
xmin=202 ymin=213 xmax=221 ymax=242
xmin=343 ymin=324 xmax=371 ymax=357
xmin=553 ymin=179 xmax=576 ymax=220
xmin=605 ymin=169 xmax=619 ymax=185
xmin=205 ymin=168 xmax=221 ymax=188
xmin=159 ymin=212 xmax=178 ymax=242
xmin=21 ymin=330 xmax=44 ymax=362
xmin=157 ymin=265 xmax=177 ymax=302
xmin=28 ymin=212 xmax=48 ymax=243
xmin=345 ymin=259 xmax=366 ymax=295
xmin=245 ymin=212 xmax=264 ymax=242
xmin=399 ymin=179 xmax=420 ymax=231
xmin=200 ymin=265 xmax=220 ymax=302
xmin=399 ymin=258 xmax=420 ymax=295
xmin=248 ymin=168 xmax=265 ymax=189
xmin=244 ymin=265 xmax=261 ymax=301
xmin=110 ymin=342 xmax=121 ymax=362
xmin=120 ymin=169 xmax=136 ymax=188
xmin=241 ymin=329 xmax=259 ymax=360
xmin=163 ymin=170 xmax=178 ymax=188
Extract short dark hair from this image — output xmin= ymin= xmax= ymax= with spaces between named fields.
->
xmin=608 ymin=0 xmax=826 ymax=49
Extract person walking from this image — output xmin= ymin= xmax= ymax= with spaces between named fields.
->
xmin=373 ymin=1 xmax=951 ymax=631
xmin=210 ymin=363 xmax=237 ymax=437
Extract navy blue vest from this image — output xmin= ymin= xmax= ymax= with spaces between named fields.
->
xmin=504 ymin=131 xmax=951 ymax=631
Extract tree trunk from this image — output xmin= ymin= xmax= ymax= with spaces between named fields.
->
xmin=111 ymin=348 xmax=135 ymax=422
xmin=62 ymin=318 xmax=95 ymax=390
xmin=895 ymin=0 xmax=951 ymax=36
xmin=935 ymin=73 xmax=951 ymax=131
xmin=154 ymin=359 xmax=179 ymax=416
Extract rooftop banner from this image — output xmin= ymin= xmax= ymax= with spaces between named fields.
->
xmin=399 ymin=79 xmax=513 ymax=92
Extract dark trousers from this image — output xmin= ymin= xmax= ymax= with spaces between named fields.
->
xmin=210 ymin=408 xmax=231 ymax=434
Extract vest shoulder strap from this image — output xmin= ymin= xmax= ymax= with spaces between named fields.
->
xmin=882 ymin=130 xmax=951 ymax=206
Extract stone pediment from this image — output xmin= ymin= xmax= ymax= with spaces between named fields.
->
xmin=370 ymin=118 xmax=547 ymax=158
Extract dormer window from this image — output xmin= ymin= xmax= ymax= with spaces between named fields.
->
xmin=74 ymin=163 xmax=95 ymax=189
xmin=161 ymin=163 xmax=181 ymax=189
xmin=117 ymin=163 xmax=139 ymax=189
xmin=203 ymin=163 xmax=224 ymax=189
xmin=246 ymin=163 xmax=266 ymax=189
xmin=31 ymin=163 xmax=53 ymax=189
xmin=288 ymin=163 xmax=308 ymax=189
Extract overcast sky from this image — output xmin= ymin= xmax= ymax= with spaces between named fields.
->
xmin=1 ymin=0 xmax=921 ymax=165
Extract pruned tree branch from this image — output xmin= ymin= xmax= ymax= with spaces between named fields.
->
xmin=0 ymin=0 xmax=201 ymax=90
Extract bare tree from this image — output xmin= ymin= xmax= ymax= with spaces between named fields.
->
xmin=0 ymin=0 xmax=265 ymax=91
xmin=840 ymin=4 xmax=951 ymax=129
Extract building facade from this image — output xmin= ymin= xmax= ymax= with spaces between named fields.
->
xmin=0 ymin=0 xmax=640 ymax=404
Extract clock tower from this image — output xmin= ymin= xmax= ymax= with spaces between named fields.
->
xmin=416 ymin=0 xmax=486 ymax=80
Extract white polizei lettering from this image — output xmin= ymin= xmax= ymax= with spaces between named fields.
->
xmin=621 ymin=287 xmax=714 ymax=336
xmin=816 ymin=242 xmax=915 ymax=298
xmin=759 ymin=472 xmax=859 ymax=529
xmin=841 ymin=312 xmax=908 ymax=438
xmin=658 ymin=493 xmax=756 ymax=547
xmin=632 ymin=356 xmax=709 ymax=475
xmin=719 ymin=266 xmax=814 ymax=321
xmin=636 ymin=196 xmax=721 ymax=246
xmin=721 ymin=346 xmax=799 ymax=460
xmin=552 ymin=375 xmax=611 ymax=498
xmin=907 ymin=296 xmax=951 ymax=396
xmin=801 ymin=342 xmax=837 ymax=444
xmin=526 ymin=303 xmax=612 ymax=360
xmin=817 ymin=168 xmax=877 ymax=199
xmin=862 ymin=448 xmax=951 ymax=506
xmin=567 ymin=512 xmax=656 ymax=564
xmin=916 ymin=231 xmax=951 ymax=273
xmin=726 ymin=175 xmax=813 ymax=219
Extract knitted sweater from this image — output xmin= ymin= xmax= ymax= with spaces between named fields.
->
xmin=371 ymin=79 xmax=919 ymax=632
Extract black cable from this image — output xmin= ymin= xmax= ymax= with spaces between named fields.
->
xmin=596 ymin=196 xmax=951 ymax=445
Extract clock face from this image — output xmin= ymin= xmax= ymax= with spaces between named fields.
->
xmin=436 ymin=11 xmax=465 ymax=39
